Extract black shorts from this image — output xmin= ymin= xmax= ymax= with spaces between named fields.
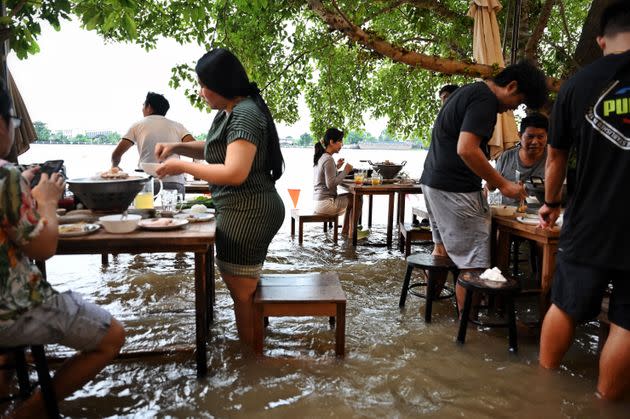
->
xmin=551 ymin=255 xmax=630 ymax=331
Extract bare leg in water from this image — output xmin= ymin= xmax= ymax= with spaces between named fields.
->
xmin=12 ymin=319 xmax=125 ymax=418
xmin=222 ymin=273 xmax=260 ymax=349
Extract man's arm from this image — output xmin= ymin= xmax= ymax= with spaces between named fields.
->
xmin=457 ymin=132 xmax=525 ymax=199
xmin=538 ymin=145 xmax=568 ymax=228
xmin=111 ymin=138 xmax=134 ymax=167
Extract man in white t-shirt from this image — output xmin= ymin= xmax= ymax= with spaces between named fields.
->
xmin=111 ymin=92 xmax=195 ymax=194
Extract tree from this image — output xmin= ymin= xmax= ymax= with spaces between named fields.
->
xmin=297 ymin=132 xmax=314 ymax=147
xmin=33 ymin=120 xmax=51 ymax=141
xmin=3 ymin=1 xmax=604 ymax=145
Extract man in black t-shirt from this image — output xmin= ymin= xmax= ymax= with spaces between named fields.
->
xmin=538 ymin=2 xmax=630 ymax=401
xmin=420 ymin=61 xmax=547 ymax=309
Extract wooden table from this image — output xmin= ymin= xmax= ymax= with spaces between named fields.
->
xmin=185 ymin=180 xmax=210 ymax=194
xmin=39 ymin=222 xmax=216 ymax=378
xmin=341 ymin=181 xmax=423 ymax=247
xmin=492 ymin=215 xmax=560 ymax=315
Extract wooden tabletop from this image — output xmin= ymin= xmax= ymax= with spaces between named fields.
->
xmin=341 ymin=180 xmax=423 ymax=193
xmin=492 ymin=215 xmax=560 ymax=241
xmin=57 ymin=221 xmax=216 ymax=254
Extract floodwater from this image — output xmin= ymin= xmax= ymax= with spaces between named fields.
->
xmin=15 ymin=145 xmax=630 ymax=417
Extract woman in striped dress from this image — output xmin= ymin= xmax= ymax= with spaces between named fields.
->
xmin=155 ymin=48 xmax=285 ymax=349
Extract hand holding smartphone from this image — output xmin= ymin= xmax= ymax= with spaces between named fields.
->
xmin=30 ymin=160 xmax=64 ymax=188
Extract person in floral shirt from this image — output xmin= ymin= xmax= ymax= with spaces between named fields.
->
xmin=0 ymin=82 xmax=125 ymax=417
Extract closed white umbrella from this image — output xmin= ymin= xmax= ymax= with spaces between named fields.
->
xmin=467 ymin=0 xmax=519 ymax=159
xmin=8 ymin=69 xmax=38 ymax=156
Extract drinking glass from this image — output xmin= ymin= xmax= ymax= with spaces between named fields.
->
xmin=161 ymin=189 xmax=178 ymax=212
xmin=353 ymin=171 xmax=365 ymax=184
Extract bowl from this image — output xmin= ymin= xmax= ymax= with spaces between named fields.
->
xmin=140 ymin=162 xmax=160 ymax=177
xmin=99 ymin=214 xmax=142 ymax=233
xmin=491 ymin=205 xmax=517 ymax=217
xmin=68 ymin=176 xmax=149 ymax=212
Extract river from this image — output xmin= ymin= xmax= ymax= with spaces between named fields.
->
xmin=11 ymin=144 xmax=629 ymax=418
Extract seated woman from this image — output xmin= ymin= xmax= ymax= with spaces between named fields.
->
xmin=0 ymin=82 xmax=125 ymax=417
xmin=313 ymin=128 xmax=356 ymax=235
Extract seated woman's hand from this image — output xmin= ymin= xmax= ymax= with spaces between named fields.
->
xmin=343 ymin=163 xmax=353 ymax=174
xmin=336 ymin=158 xmax=345 ymax=169
xmin=31 ymin=172 xmax=65 ymax=206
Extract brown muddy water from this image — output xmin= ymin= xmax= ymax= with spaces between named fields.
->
xmin=37 ymin=224 xmax=628 ymax=418
xmin=15 ymin=145 xmax=630 ymax=417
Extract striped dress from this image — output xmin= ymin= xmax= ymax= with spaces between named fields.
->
xmin=204 ymin=98 xmax=285 ymax=277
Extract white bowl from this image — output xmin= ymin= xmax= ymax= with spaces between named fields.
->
xmin=140 ymin=162 xmax=160 ymax=177
xmin=99 ymin=214 xmax=142 ymax=233
xmin=491 ymin=205 xmax=517 ymax=217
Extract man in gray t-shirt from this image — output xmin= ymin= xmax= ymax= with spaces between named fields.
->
xmin=493 ymin=112 xmax=548 ymax=205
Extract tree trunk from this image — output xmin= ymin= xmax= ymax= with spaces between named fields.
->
xmin=569 ymin=0 xmax=616 ymax=76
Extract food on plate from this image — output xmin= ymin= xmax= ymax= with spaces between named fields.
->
xmin=100 ymin=167 xmax=129 ymax=179
xmin=59 ymin=223 xmax=86 ymax=234
xmin=190 ymin=204 xmax=208 ymax=214
xmin=142 ymin=218 xmax=176 ymax=227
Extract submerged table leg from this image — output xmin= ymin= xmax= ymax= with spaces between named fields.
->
xmin=386 ymin=193 xmax=395 ymax=247
xmin=206 ymin=246 xmax=215 ymax=327
xmin=194 ymin=252 xmax=208 ymax=378
xmin=351 ymin=191 xmax=360 ymax=246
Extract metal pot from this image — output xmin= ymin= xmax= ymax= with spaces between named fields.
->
xmin=524 ymin=176 xmax=568 ymax=206
xmin=362 ymin=160 xmax=407 ymax=179
xmin=67 ymin=176 xmax=149 ymax=212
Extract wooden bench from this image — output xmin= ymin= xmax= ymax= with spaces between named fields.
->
xmin=398 ymin=222 xmax=433 ymax=257
xmin=253 ymin=272 xmax=347 ymax=357
xmin=290 ymin=208 xmax=338 ymax=245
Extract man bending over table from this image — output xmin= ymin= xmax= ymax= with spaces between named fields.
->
xmin=420 ymin=60 xmax=547 ymax=310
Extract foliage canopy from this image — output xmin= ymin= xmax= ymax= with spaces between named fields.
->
xmin=3 ymin=0 xmax=594 ymax=144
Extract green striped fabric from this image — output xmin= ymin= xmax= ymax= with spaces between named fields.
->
xmin=204 ymin=98 xmax=285 ymax=275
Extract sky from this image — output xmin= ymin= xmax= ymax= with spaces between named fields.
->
xmin=8 ymin=20 xmax=386 ymax=139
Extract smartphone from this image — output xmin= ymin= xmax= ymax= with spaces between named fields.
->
xmin=30 ymin=160 xmax=65 ymax=188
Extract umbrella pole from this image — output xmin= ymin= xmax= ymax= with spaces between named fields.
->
xmin=510 ymin=0 xmax=523 ymax=64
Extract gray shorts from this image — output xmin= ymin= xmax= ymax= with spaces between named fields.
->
xmin=421 ymin=184 xmax=491 ymax=269
xmin=0 ymin=291 xmax=112 ymax=352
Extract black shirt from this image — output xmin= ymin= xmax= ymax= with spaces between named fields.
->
xmin=420 ymin=82 xmax=499 ymax=192
xmin=550 ymin=50 xmax=630 ymax=270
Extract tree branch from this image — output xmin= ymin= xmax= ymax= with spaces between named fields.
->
xmin=524 ymin=0 xmax=555 ymax=61
xmin=307 ymin=0 xmax=562 ymax=91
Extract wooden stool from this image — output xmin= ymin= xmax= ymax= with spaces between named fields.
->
xmin=398 ymin=222 xmax=433 ymax=257
xmin=253 ymin=272 xmax=346 ymax=357
xmin=456 ymin=271 xmax=520 ymax=352
xmin=0 ymin=345 xmax=59 ymax=418
xmin=399 ymin=253 xmax=460 ymax=322
xmin=290 ymin=209 xmax=338 ymax=245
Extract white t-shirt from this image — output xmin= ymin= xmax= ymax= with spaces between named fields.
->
xmin=123 ymin=115 xmax=191 ymax=185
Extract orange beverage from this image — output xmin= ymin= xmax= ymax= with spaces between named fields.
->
xmin=353 ymin=172 xmax=364 ymax=184
xmin=288 ymin=188 xmax=301 ymax=208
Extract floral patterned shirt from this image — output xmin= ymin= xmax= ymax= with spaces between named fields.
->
xmin=0 ymin=160 xmax=56 ymax=329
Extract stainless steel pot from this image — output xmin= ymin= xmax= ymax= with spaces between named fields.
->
xmin=67 ymin=176 xmax=149 ymax=212
xmin=362 ymin=160 xmax=407 ymax=179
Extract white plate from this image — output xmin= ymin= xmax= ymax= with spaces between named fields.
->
xmin=138 ymin=218 xmax=188 ymax=230
xmin=516 ymin=215 xmax=562 ymax=226
xmin=181 ymin=207 xmax=215 ymax=214
xmin=174 ymin=213 xmax=215 ymax=223
xmin=516 ymin=216 xmax=539 ymax=225
xmin=58 ymin=223 xmax=100 ymax=237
